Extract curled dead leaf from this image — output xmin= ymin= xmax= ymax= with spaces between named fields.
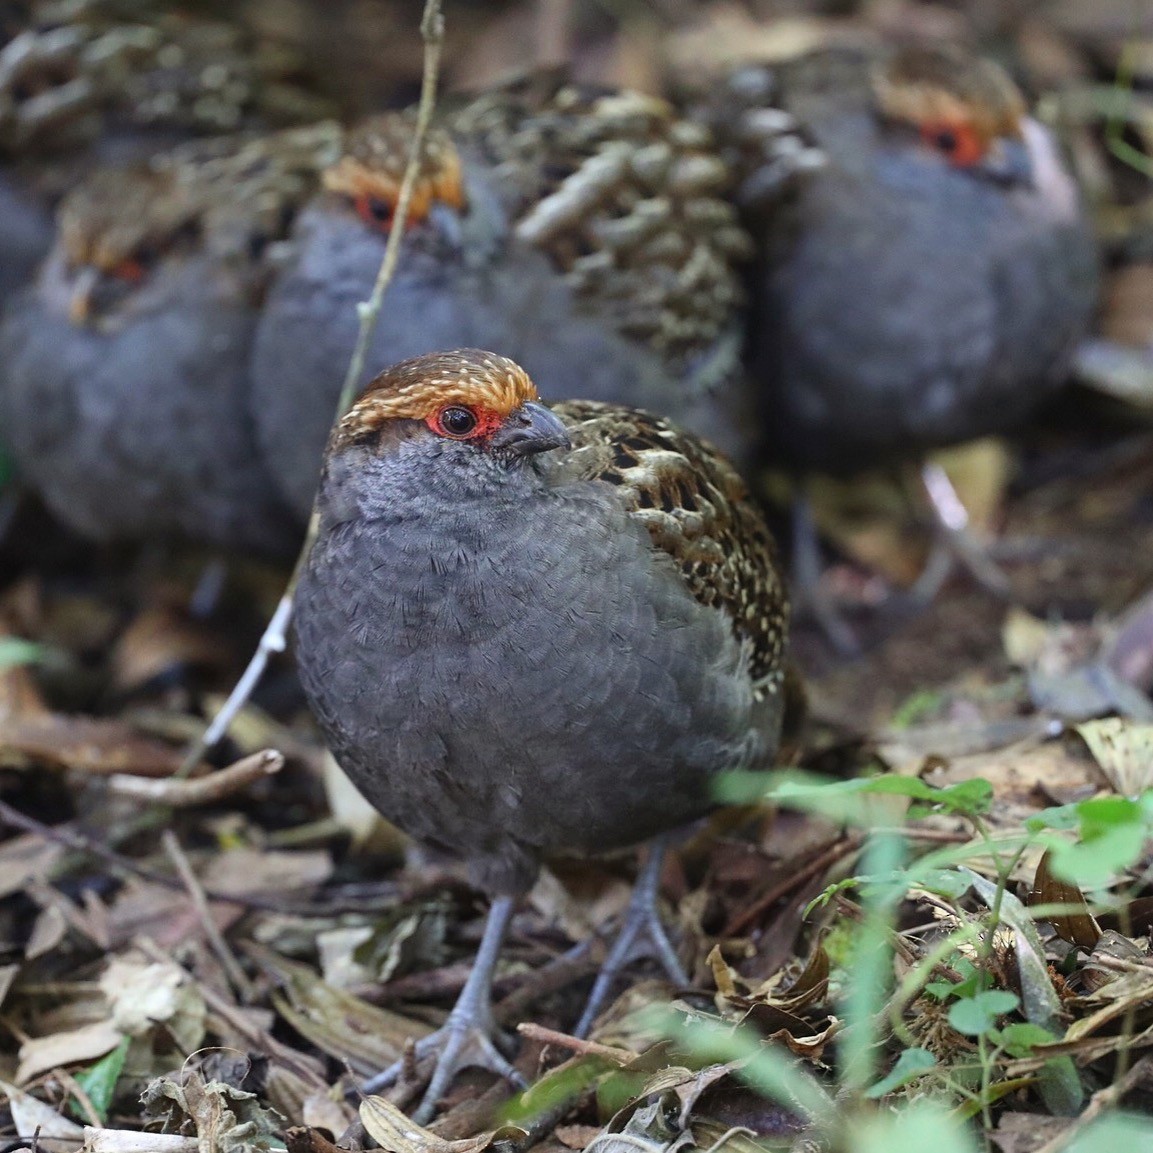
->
xmin=359 ymin=1094 xmax=526 ymax=1153
xmin=1030 ymin=850 xmax=1101 ymax=950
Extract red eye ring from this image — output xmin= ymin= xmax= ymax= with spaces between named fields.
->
xmin=920 ymin=119 xmax=986 ymax=168
xmin=109 ymin=258 xmax=148 ymax=284
xmin=434 ymin=405 xmax=479 ymax=438
xmin=354 ymin=193 xmax=395 ymax=233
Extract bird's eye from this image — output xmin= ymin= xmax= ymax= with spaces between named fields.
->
xmin=920 ymin=120 xmax=985 ymax=167
xmin=355 ymin=194 xmax=394 ymax=232
xmin=108 ymin=257 xmax=148 ymax=284
xmin=435 ymin=405 xmax=479 ymax=438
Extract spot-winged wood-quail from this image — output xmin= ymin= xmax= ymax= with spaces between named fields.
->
xmin=292 ymin=348 xmax=791 ymax=1120
xmin=251 ymin=74 xmax=817 ymax=521
xmin=0 ymin=122 xmax=340 ymax=552
xmin=699 ymin=44 xmax=1098 ymax=642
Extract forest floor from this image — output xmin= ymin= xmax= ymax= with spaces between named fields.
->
xmin=1 ymin=2 xmax=1153 ymax=1152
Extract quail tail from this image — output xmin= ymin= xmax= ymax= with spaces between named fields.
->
xmin=362 ymin=895 xmax=525 ymax=1123
xmin=574 ymin=837 xmax=689 ymax=1038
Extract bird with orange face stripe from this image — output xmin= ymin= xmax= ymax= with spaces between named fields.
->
xmin=0 ymin=125 xmax=340 ymax=552
xmin=714 ymin=45 xmax=1098 ymax=640
xmin=293 ymin=348 xmax=790 ymax=1120
xmin=250 ymin=75 xmax=815 ymax=520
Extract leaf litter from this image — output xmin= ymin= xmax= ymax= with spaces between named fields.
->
xmin=1 ymin=2 xmax=1153 ymax=1152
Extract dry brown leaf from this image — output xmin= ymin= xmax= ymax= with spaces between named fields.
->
xmin=83 ymin=1129 xmax=199 ymax=1152
xmin=249 ymin=943 xmax=430 ymax=1075
xmin=663 ymin=6 xmax=837 ymax=82
xmin=1075 ymin=717 xmax=1153 ymax=796
xmin=989 ymin=1112 xmax=1069 ymax=1153
xmin=1030 ymin=850 xmax=1101 ymax=950
xmin=0 ymin=834 xmax=64 ymax=903
xmin=1079 ymin=930 xmax=1149 ymax=995
xmin=0 ymin=714 xmax=194 ymax=776
xmin=1107 ymin=587 xmax=1153 ymax=693
xmin=112 ymin=603 xmax=233 ymax=691
xmin=285 ymin=1127 xmax=347 ymax=1153
xmin=200 ymin=847 xmax=332 ymax=898
xmin=100 ymin=956 xmax=206 ymax=1053
xmin=15 ymin=1019 xmax=123 ymax=1085
xmin=323 ymin=749 xmax=406 ymax=852
xmin=1 ymin=1078 xmax=85 ymax=1153
xmin=932 ymin=439 xmax=1012 ymax=536
xmin=141 ymin=1068 xmax=282 ymax=1153
xmin=1100 ymin=263 xmax=1153 ymax=347
xmin=359 ymin=1094 xmax=524 ymax=1153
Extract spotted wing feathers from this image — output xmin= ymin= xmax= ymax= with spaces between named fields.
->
xmin=551 ymin=400 xmax=788 ymax=693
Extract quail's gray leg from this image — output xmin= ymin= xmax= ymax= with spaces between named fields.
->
xmin=363 ymin=895 xmax=525 ymax=1123
xmin=574 ymin=837 xmax=689 ymax=1038
xmin=791 ymin=486 xmax=861 ymax=656
xmin=909 ymin=462 xmax=1012 ymax=606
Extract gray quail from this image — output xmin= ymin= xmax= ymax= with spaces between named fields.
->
xmin=0 ymin=123 xmax=340 ymax=552
xmin=0 ymin=1 xmax=332 ymax=308
xmin=702 ymin=45 xmax=1099 ymax=640
xmin=251 ymin=75 xmax=813 ymax=521
xmin=293 ymin=348 xmax=790 ymax=1120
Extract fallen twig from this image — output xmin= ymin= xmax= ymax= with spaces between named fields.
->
xmin=515 ymin=1023 xmax=638 ymax=1065
xmin=108 ymin=749 xmax=283 ymax=807
xmin=161 ymin=830 xmax=255 ymax=1002
xmin=176 ymin=0 xmax=447 ymax=776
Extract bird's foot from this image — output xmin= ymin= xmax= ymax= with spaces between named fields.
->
xmin=575 ymin=839 xmax=688 ymax=1038
xmin=360 ymin=895 xmax=524 ymax=1124
xmin=906 ymin=462 xmax=1012 ymax=607
xmin=790 ymin=488 xmax=862 ymax=656
xmin=363 ymin=1008 xmax=525 ymax=1124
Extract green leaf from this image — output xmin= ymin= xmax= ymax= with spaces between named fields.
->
xmin=1026 ymin=804 xmax=1081 ymax=833
xmin=0 ymin=637 xmax=44 ymax=673
xmin=948 ymin=990 xmax=1019 ymax=1037
xmin=914 ymin=869 xmax=974 ymax=899
xmin=925 ymin=960 xmax=982 ymax=1003
xmin=1028 ymin=796 xmax=1152 ymax=887
xmin=1049 ymin=820 xmax=1147 ymax=887
xmin=1063 ymin=1112 xmax=1153 ymax=1152
xmin=855 ymin=1099 xmax=981 ymax=1153
xmin=863 ymin=1048 xmax=936 ymax=1098
xmin=1036 ymin=1054 xmax=1084 ymax=1118
xmin=993 ymin=1022 xmax=1056 ymax=1058
xmin=714 ymin=771 xmax=992 ymax=825
xmin=70 ymin=1037 xmax=130 ymax=1124
xmin=889 ymin=689 xmax=946 ymax=730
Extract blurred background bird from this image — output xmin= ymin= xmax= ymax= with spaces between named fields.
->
xmin=695 ymin=43 xmax=1098 ymax=647
xmin=249 ymin=75 xmax=817 ymax=520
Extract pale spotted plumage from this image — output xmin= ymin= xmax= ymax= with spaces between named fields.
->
xmin=551 ymin=400 xmax=788 ymax=695
xmin=250 ymin=72 xmax=819 ymax=519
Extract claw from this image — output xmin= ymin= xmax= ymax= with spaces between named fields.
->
xmin=575 ymin=836 xmax=688 ymax=1038
xmin=791 ymin=486 xmax=862 ymax=656
xmin=362 ymin=895 xmax=524 ymax=1123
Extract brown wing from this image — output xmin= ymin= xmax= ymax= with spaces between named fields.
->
xmin=551 ymin=400 xmax=788 ymax=693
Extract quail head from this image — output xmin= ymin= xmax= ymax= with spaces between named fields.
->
xmin=0 ymin=1 xmax=333 ymax=307
xmin=736 ymin=44 xmax=1098 ymax=474
xmin=293 ymin=348 xmax=790 ymax=1119
xmin=251 ymin=76 xmax=812 ymax=520
xmin=697 ymin=45 xmax=1098 ymax=641
xmin=0 ymin=122 xmax=341 ymax=552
